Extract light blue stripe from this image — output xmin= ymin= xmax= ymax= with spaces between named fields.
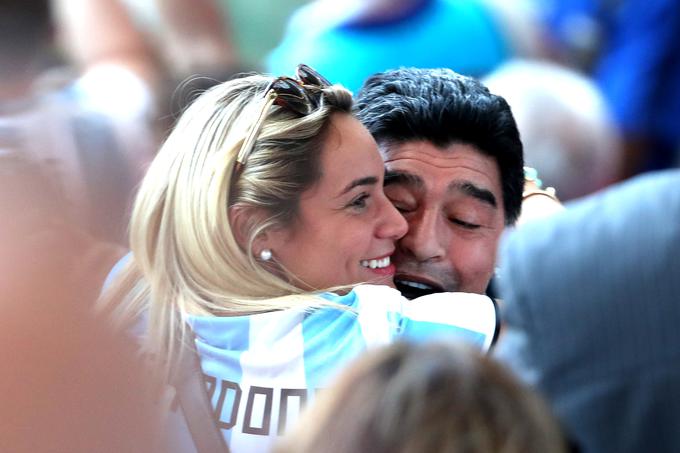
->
xmin=302 ymin=291 xmax=366 ymax=392
xmin=400 ymin=319 xmax=487 ymax=348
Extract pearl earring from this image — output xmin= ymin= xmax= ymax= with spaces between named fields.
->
xmin=259 ymin=249 xmax=272 ymax=261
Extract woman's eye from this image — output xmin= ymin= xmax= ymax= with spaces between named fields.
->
xmin=449 ymin=218 xmax=481 ymax=229
xmin=347 ymin=194 xmax=370 ymax=210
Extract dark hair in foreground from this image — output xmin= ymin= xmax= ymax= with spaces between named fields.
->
xmin=276 ymin=341 xmax=566 ymax=453
xmin=355 ymin=67 xmax=524 ymax=225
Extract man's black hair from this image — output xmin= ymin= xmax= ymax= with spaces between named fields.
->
xmin=355 ymin=67 xmax=524 ymax=225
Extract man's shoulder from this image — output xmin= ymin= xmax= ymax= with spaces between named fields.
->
xmin=503 ymin=170 xmax=680 ymax=263
xmin=497 ymin=170 xmax=680 ymax=374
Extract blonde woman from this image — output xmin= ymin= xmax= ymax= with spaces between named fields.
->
xmin=103 ymin=65 xmax=498 ymax=453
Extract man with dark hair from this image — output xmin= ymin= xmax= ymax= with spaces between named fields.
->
xmin=355 ymin=67 xmax=524 ymax=298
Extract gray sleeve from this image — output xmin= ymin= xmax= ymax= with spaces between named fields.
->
xmin=490 ymin=170 xmax=680 ymax=453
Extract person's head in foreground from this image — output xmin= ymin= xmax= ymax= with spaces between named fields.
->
xmin=355 ymin=68 xmax=524 ymax=297
xmin=276 ymin=341 xmax=566 ymax=453
xmin=105 ymin=65 xmax=407 ymax=364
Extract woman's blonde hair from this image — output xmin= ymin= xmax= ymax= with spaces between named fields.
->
xmin=276 ymin=341 xmax=567 ymax=453
xmin=101 ymin=73 xmax=353 ymax=375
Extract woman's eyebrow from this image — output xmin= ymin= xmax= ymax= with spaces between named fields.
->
xmin=339 ymin=176 xmax=378 ymax=196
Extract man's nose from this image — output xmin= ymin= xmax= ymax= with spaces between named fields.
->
xmin=398 ymin=209 xmax=446 ymax=262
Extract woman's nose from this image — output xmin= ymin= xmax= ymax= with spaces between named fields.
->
xmin=377 ymin=196 xmax=408 ymax=241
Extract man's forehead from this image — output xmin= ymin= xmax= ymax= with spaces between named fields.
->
xmin=380 ymin=141 xmax=502 ymax=188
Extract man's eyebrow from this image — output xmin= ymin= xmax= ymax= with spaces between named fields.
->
xmin=384 ymin=170 xmax=423 ymax=188
xmin=339 ymin=176 xmax=378 ymax=195
xmin=450 ymin=181 xmax=497 ymax=208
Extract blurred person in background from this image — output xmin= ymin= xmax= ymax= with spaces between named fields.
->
xmin=266 ymin=0 xmax=522 ymax=93
xmin=220 ymin=0 xmax=308 ymax=71
xmin=114 ymin=0 xmax=307 ymax=78
xmin=0 ymin=11 xmax=160 ymax=437
xmin=112 ymin=0 xmax=242 ymax=84
xmin=109 ymin=0 xmax=243 ymax=133
xmin=495 ymin=169 xmax=680 ymax=453
xmin=108 ymin=0 xmax=299 ymax=135
xmin=1 ymin=0 xmax=158 ymax=247
xmin=535 ymin=0 xmax=680 ymax=180
xmin=483 ymin=59 xmax=622 ymax=201
xmin=0 ymin=3 xmax=200 ymax=450
xmin=276 ymin=341 xmax=567 ymax=453
xmin=53 ymin=0 xmax=160 ymax=94
xmin=139 ymin=0 xmax=239 ymax=77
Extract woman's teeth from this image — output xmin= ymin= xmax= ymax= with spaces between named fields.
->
xmin=361 ymin=257 xmax=391 ymax=269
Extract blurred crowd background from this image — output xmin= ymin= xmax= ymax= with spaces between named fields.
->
xmin=1 ymin=0 xmax=678 ymax=451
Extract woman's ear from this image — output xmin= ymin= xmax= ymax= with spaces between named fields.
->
xmin=229 ymin=204 xmax=261 ymax=252
xmin=228 ymin=205 xmax=289 ymax=258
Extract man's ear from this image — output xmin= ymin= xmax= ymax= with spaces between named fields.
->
xmin=228 ymin=205 xmax=289 ymax=257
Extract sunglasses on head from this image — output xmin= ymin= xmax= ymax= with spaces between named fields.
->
xmin=235 ymin=64 xmax=332 ymax=169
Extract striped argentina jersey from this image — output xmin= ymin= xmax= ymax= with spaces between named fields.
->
xmin=163 ymin=284 xmax=498 ymax=453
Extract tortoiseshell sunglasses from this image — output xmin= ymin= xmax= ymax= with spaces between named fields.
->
xmin=234 ymin=64 xmax=332 ymax=171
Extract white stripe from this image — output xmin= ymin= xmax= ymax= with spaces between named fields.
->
xmin=403 ymin=292 xmax=497 ymax=350
xmin=229 ymin=310 xmax=307 ymax=453
xmin=354 ymin=285 xmax=404 ymax=348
